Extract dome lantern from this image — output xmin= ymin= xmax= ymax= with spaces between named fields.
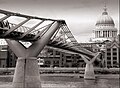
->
xmin=96 ymin=5 xmax=115 ymax=26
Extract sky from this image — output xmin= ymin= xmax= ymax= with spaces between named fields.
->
xmin=0 ymin=0 xmax=119 ymax=43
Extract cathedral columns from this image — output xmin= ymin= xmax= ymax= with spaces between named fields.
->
xmin=108 ymin=31 xmax=109 ymax=37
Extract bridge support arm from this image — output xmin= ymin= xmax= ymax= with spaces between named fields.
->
xmin=5 ymin=39 xmax=26 ymax=57
xmin=5 ymin=21 xmax=61 ymax=88
xmin=27 ymin=21 xmax=60 ymax=57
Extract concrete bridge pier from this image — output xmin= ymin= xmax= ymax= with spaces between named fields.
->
xmin=6 ymin=21 xmax=60 ymax=88
xmin=80 ymin=53 xmax=100 ymax=80
xmin=84 ymin=63 xmax=95 ymax=79
xmin=12 ymin=57 xmax=41 ymax=88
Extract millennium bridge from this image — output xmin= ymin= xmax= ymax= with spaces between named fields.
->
xmin=0 ymin=9 xmax=100 ymax=88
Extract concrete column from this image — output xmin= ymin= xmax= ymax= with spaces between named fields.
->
xmin=12 ymin=57 xmax=41 ymax=88
xmin=113 ymin=31 xmax=115 ymax=37
xmin=111 ymin=31 xmax=112 ymax=37
xmin=103 ymin=31 xmax=105 ymax=37
xmin=97 ymin=31 xmax=99 ymax=37
xmin=96 ymin=31 xmax=98 ymax=38
xmin=105 ymin=31 xmax=107 ymax=37
xmin=99 ymin=31 xmax=101 ymax=38
xmin=106 ymin=31 xmax=107 ymax=37
xmin=107 ymin=31 xmax=108 ymax=37
xmin=101 ymin=31 xmax=103 ymax=37
xmin=84 ymin=63 xmax=95 ymax=79
xmin=108 ymin=31 xmax=109 ymax=37
xmin=98 ymin=31 xmax=99 ymax=38
xmin=97 ymin=31 xmax=99 ymax=38
xmin=95 ymin=31 xmax=97 ymax=38
xmin=80 ymin=52 xmax=100 ymax=80
xmin=109 ymin=31 xmax=111 ymax=37
xmin=112 ymin=31 xmax=114 ymax=37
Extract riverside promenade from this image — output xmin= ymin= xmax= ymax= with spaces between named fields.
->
xmin=0 ymin=74 xmax=119 ymax=88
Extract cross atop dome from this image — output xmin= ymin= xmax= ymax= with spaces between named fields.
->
xmin=103 ymin=3 xmax=107 ymax=12
xmin=102 ymin=3 xmax=108 ymax=15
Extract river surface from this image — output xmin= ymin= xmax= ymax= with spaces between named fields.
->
xmin=0 ymin=74 xmax=119 ymax=88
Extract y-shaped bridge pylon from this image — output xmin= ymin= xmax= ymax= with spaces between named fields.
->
xmin=80 ymin=52 xmax=100 ymax=79
xmin=5 ymin=21 xmax=60 ymax=88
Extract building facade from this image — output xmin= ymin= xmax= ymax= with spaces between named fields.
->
xmin=38 ymin=47 xmax=85 ymax=67
xmin=6 ymin=46 xmax=17 ymax=67
xmin=0 ymin=45 xmax=17 ymax=68
xmin=0 ymin=45 xmax=8 ymax=68
xmin=0 ymin=44 xmax=85 ymax=68
xmin=105 ymin=40 xmax=119 ymax=68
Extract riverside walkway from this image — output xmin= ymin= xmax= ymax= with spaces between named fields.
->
xmin=0 ymin=74 xmax=119 ymax=88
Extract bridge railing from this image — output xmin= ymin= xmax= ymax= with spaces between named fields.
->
xmin=9 ymin=23 xmax=29 ymax=33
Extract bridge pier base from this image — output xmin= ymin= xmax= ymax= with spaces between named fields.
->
xmin=80 ymin=53 xmax=100 ymax=80
xmin=12 ymin=57 xmax=41 ymax=88
xmin=84 ymin=63 xmax=95 ymax=80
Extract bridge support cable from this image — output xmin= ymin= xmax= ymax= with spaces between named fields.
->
xmin=52 ymin=33 xmax=64 ymax=42
xmin=30 ymin=23 xmax=52 ymax=34
xmin=53 ymin=41 xmax=64 ymax=46
xmin=4 ymin=18 xmax=30 ymax=36
xmin=20 ymin=20 xmax=44 ymax=38
xmin=5 ymin=21 xmax=61 ymax=88
xmin=57 ymin=42 xmax=69 ymax=47
xmin=50 ymin=27 xmax=60 ymax=41
xmin=33 ymin=22 xmax=55 ymax=40
xmin=80 ymin=52 xmax=100 ymax=79
xmin=61 ymin=25 xmax=78 ymax=43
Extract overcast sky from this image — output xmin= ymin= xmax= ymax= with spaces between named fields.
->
xmin=0 ymin=0 xmax=119 ymax=43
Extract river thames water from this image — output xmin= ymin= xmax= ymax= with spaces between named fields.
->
xmin=0 ymin=74 xmax=119 ymax=88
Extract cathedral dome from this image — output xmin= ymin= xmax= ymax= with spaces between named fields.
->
xmin=92 ymin=6 xmax=118 ymax=43
xmin=96 ymin=7 xmax=115 ymax=26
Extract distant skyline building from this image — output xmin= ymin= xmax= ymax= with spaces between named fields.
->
xmin=91 ymin=6 xmax=118 ymax=43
